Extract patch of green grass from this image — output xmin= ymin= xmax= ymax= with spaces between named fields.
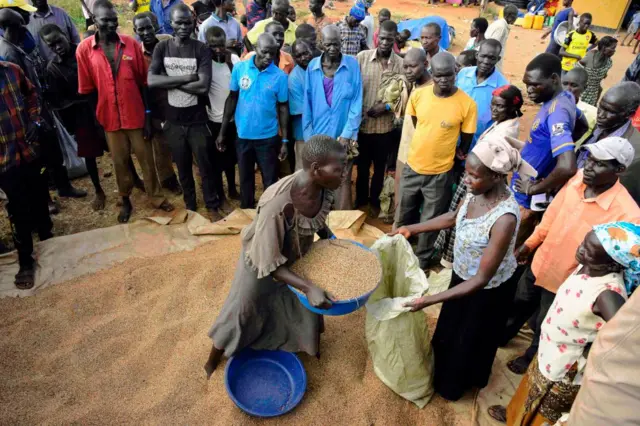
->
xmin=51 ymin=0 xmax=85 ymax=26
xmin=50 ymin=0 xmax=135 ymax=34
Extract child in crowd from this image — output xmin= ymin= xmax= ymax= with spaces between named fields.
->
xmin=560 ymin=13 xmax=597 ymax=75
xmin=622 ymin=10 xmax=640 ymax=47
xmin=395 ymin=29 xmax=421 ymax=56
xmin=455 ymin=50 xmax=477 ymax=72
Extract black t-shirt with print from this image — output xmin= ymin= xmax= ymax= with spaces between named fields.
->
xmin=149 ymin=38 xmax=212 ymax=124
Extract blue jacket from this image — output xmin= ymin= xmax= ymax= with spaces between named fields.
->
xmin=303 ymin=54 xmax=362 ymax=141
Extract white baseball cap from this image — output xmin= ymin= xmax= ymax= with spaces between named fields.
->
xmin=582 ymin=136 xmax=635 ymax=168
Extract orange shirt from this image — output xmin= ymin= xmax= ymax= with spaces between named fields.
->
xmin=525 ymin=169 xmax=640 ymax=293
xmin=243 ymin=50 xmax=294 ymax=75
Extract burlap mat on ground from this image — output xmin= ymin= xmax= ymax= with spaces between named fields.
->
xmin=0 ymin=210 xmax=382 ymax=298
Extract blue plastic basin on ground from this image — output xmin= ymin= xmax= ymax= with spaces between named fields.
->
xmin=224 ymin=349 xmax=307 ymax=418
xmin=288 ymin=240 xmax=382 ymax=316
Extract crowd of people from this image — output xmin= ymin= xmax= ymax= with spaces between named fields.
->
xmin=2 ymin=0 xmax=640 ymax=423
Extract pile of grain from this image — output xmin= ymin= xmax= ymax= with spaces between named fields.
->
xmin=0 ymin=235 xmax=468 ymax=425
xmin=290 ymin=239 xmax=381 ymax=300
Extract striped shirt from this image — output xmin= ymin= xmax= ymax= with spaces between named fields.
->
xmin=356 ymin=49 xmax=403 ymax=134
xmin=337 ymin=19 xmax=367 ymax=56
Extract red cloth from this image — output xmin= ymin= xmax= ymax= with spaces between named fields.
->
xmin=633 ymin=105 xmax=640 ymax=131
xmin=76 ymin=33 xmax=147 ymax=132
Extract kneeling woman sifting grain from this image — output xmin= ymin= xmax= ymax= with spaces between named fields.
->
xmin=204 ymin=135 xmax=347 ymax=377
xmin=390 ymin=134 xmax=536 ymax=401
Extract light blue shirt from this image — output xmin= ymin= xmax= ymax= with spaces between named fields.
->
xmin=197 ymin=13 xmax=243 ymax=44
xmin=150 ymin=0 xmax=183 ymax=35
xmin=303 ymin=54 xmax=362 ymax=141
xmin=289 ymin=65 xmax=306 ymax=141
xmin=230 ymin=58 xmax=288 ymax=140
xmin=456 ymin=66 xmax=509 ymax=147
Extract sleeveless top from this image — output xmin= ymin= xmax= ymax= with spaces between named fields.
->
xmin=241 ymin=172 xmax=334 ymax=279
xmin=453 ymin=190 xmax=520 ymax=289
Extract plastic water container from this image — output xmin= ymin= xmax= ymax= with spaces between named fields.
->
xmin=533 ymin=15 xmax=545 ymax=30
xmin=523 ymin=14 xmax=534 ymax=29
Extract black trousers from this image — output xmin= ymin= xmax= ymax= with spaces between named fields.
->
xmin=164 ymin=121 xmax=220 ymax=211
xmin=207 ymin=121 xmax=237 ymax=200
xmin=236 ymin=135 xmax=280 ymax=209
xmin=0 ymin=161 xmax=53 ymax=268
xmin=386 ymin=127 xmax=401 ymax=170
xmin=355 ymin=131 xmax=393 ymax=208
xmin=501 ymin=265 xmax=556 ymax=361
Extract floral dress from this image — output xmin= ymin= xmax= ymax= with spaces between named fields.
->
xmin=208 ymin=172 xmax=334 ymax=357
xmin=538 ymin=269 xmax=627 ymax=384
xmin=506 ymin=269 xmax=627 ymax=425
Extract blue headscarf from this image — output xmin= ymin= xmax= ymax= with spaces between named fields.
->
xmin=593 ymin=222 xmax=640 ymax=295
xmin=349 ymin=3 xmax=366 ymax=21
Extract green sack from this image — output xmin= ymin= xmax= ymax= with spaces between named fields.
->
xmin=366 ymin=235 xmax=435 ymax=408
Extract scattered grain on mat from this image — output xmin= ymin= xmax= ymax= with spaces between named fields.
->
xmin=0 ymin=235 xmax=468 ymax=425
xmin=290 ymin=239 xmax=381 ymax=300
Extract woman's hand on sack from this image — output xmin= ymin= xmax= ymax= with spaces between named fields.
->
xmin=305 ymin=284 xmax=334 ymax=309
xmin=403 ymin=296 xmax=430 ymax=312
xmin=388 ymin=226 xmax=412 ymax=239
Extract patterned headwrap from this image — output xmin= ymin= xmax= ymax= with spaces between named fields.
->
xmin=593 ymin=221 xmax=640 ymax=295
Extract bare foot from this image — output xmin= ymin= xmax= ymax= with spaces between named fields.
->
xmin=15 ymin=267 xmax=35 ymax=290
xmin=204 ymin=346 xmax=223 ymax=379
xmin=118 ymin=198 xmax=133 ymax=223
xmin=488 ymin=405 xmax=507 ymax=423
xmin=92 ymin=192 xmax=106 ymax=211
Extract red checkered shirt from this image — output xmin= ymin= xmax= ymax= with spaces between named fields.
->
xmin=0 ymin=61 xmax=40 ymax=174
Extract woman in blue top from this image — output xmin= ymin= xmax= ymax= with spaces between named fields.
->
xmin=541 ymin=0 xmax=575 ymax=56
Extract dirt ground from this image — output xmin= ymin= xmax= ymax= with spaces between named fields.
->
xmin=0 ymin=0 xmax=632 ymax=247
xmin=1 ymin=2 xmax=631 ymax=424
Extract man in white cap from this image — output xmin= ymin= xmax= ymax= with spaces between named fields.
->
xmin=503 ymin=136 xmax=640 ymax=374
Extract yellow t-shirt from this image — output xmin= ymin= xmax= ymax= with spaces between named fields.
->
xmin=134 ymin=0 xmax=150 ymax=12
xmin=406 ymin=87 xmax=477 ymax=175
xmin=247 ymin=18 xmax=298 ymax=47
xmin=562 ymin=30 xmax=597 ymax=71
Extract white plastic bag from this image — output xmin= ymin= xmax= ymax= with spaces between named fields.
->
xmin=366 ymin=234 xmax=434 ymax=408
xmin=52 ymin=112 xmax=87 ymax=179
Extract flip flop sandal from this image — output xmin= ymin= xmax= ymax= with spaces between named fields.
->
xmin=15 ymin=269 xmax=35 ymax=290
xmin=488 ymin=405 xmax=507 ymax=423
